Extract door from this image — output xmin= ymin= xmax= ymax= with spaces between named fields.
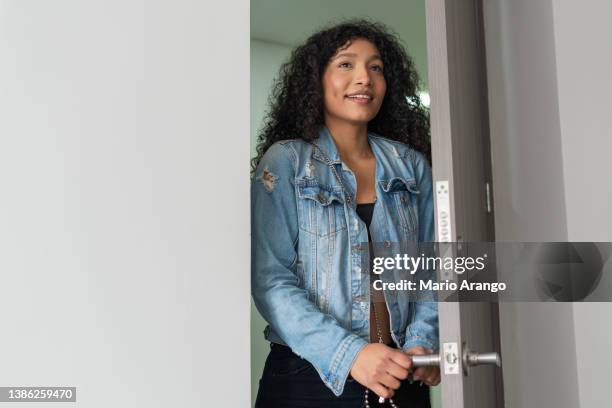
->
xmin=424 ymin=0 xmax=504 ymax=406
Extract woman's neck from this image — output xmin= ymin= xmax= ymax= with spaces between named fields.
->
xmin=325 ymin=120 xmax=373 ymax=161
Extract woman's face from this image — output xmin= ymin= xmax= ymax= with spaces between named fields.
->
xmin=321 ymin=38 xmax=386 ymax=127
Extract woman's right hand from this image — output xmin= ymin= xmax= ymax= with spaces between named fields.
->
xmin=349 ymin=343 xmax=413 ymax=399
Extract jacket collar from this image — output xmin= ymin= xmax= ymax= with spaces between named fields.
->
xmin=311 ymin=126 xmax=342 ymax=164
xmin=311 ymin=126 xmax=394 ymax=185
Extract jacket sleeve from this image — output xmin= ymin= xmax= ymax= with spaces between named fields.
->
xmin=402 ymin=152 xmax=440 ymax=352
xmin=251 ymin=142 xmax=368 ymax=396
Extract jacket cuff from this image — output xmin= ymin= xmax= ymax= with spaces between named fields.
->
xmin=402 ymin=336 xmax=438 ymax=352
xmin=323 ymin=334 xmax=368 ymax=397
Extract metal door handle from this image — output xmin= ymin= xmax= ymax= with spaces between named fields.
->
xmin=411 ymin=354 xmax=442 ymax=367
xmin=411 ymin=343 xmax=501 ymax=375
xmin=465 ymin=350 xmax=501 ymax=367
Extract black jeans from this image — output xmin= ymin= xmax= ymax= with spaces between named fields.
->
xmin=255 ymin=343 xmax=431 ymax=408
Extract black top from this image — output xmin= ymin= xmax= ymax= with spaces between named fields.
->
xmin=355 ymin=203 xmax=375 ymax=229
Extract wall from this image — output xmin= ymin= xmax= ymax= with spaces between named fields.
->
xmin=0 ymin=1 xmax=250 ymax=406
xmin=250 ymin=38 xmax=293 ymax=405
xmin=552 ymin=0 xmax=612 ymax=406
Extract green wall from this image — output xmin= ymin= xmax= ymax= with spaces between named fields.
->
xmin=250 ymin=39 xmax=293 ymax=405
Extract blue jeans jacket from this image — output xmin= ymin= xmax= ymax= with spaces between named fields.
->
xmin=251 ymin=126 xmax=439 ymax=396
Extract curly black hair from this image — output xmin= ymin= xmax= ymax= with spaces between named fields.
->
xmin=252 ymin=18 xmax=430 ymax=174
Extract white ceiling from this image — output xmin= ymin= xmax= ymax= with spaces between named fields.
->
xmin=250 ymin=0 xmax=429 ymax=86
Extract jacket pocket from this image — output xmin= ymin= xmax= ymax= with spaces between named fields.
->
xmin=296 ymin=178 xmax=346 ymax=237
xmin=383 ymin=177 xmax=420 ymax=238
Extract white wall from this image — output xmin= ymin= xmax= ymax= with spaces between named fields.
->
xmin=0 ymin=1 xmax=250 ymax=406
xmin=552 ymin=1 xmax=612 ymax=407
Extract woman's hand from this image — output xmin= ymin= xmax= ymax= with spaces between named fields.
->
xmin=403 ymin=346 xmax=441 ymax=386
xmin=349 ymin=343 xmax=413 ymax=399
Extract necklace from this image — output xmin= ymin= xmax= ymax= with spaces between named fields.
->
xmin=364 ymin=301 xmax=399 ymax=408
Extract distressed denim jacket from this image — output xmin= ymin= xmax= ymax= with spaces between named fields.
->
xmin=251 ymin=126 xmax=439 ymax=396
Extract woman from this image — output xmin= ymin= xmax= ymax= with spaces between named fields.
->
xmin=252 ymin=19 xmax=440 ymax=407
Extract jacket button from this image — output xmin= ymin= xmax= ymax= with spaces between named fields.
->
xmin=318 ymin=192 xmax=326 ymax=202
xmin=384 ymin=240 xmax=391 ymax=248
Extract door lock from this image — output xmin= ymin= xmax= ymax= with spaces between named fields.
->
xmin=411 ymin=342 xmax=501 ymax=376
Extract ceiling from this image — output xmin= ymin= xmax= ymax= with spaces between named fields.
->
xmin=250 ymin=0 xmax=429 ymax=87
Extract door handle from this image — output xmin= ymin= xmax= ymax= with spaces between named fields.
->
xmin=411 ymin=343 xmax=501 ymax=375
xmin=464 ymin=348 xmax=501 ymax=368
xmin=411 ymin=354 xmax=442 ymax=367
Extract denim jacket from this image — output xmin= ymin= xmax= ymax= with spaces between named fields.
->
xmin=251 ymin=126 xmax=439 ymax=396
